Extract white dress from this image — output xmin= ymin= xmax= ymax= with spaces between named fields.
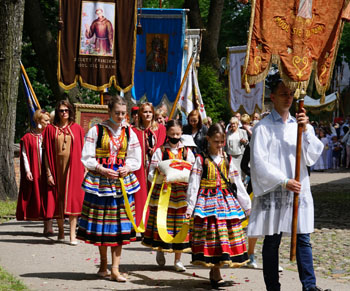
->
xmin=313 ymin=137 xmax=328 ymax=170
xmin=247 ymin=110 xmax=324 ymax=237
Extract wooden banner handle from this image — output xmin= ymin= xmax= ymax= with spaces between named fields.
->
xmin=290 ymin=98 xmax=304 ymax=261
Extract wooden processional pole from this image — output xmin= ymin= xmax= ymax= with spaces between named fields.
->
xmin=290 ymin=93 xmax=305 ymax=261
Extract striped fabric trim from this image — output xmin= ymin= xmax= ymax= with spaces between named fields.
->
xmin=142 ymin=205 xmax=191 ymax=253
xmin=190 ymin=216 xmax=248 ymax=267
xmin=82 ymin=171 xmax=140 ymax=197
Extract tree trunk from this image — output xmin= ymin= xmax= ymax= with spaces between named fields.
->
xmin=24 ymin=0 xmax=81 ymax=104
xmin=201 ymin=0 xmax=224 ymax=70
xmin=184 ymin=0 xmax=225 ymax=71
xmin=0 ymin=0 xmax=25 ymax=200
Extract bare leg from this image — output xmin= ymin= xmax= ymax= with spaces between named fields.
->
xmin=57 ymin=218 xmax=65 ymax=240
xmin=111 ymin=245 xmax=126 ymax=282
xmin=210 ymin=266 xmax=222 ymax=281
xmin=69 ymin=216 xmax=78 ymax=242
xmin=248 ymin=237 xmax=258 ymax=255
xmin=97 ymin=246 xmax=109 ymax=277
xmin=174 ymin=252 xmax=181 ymax=263
xmin=43 ymin=220 xmax=53 ymax=234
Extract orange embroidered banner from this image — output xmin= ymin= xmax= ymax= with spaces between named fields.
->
xmin=243 ymin=0 xmax=350 ymax=95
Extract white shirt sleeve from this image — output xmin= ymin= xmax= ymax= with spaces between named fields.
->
xmin=186 ymin=156 xmax=203 ymax=214
xmin=186 ymin=148 xmax=196 ymax=165
xmin=302 ymin=124 xmax=325 ymax=167
xmin=148 ymin=148 xmax=162 ymax=182
xmin=81 ymin=126 xmax=99 ymax=171
xmin=22 ymin=146 xmax=31 ymax=174
xmin=125 ymin=128 xmax=141 ymax=172
xmin=250 ymin=125 xmax=287 ymax=196
xmin=229 ymin=159 xmax=251 ymax=211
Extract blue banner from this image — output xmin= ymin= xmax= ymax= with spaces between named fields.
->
xmin=132 ymin=9 xmax=186 ymax=106
xmin=21 ymin=71 xmax=40 ymax=128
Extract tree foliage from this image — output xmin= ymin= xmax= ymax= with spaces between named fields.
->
xmin=198 ymin=65 xmax=231 ymax=123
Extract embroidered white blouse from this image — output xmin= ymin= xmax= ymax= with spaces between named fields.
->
xmin=186 ymin=154 xmax=251 ymax=215
xmin=81 ymin=121 xmax=141 ymax=172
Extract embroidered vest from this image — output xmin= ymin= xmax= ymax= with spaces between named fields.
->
xmin=95 ymin=124 xmax=130 ymax=162
xmin=198 ymin=154 xmax=229 ymax=189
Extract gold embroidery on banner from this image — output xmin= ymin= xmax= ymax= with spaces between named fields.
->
xmin=319 ymin=65 xmax=327 ymax=83
xmin=274 ymin=17 xmax=290 ymax=33
xmin=254 ymin=56 xmax=262 ymax=74
xmin=292 ymin=56 xmax=309 ymax=79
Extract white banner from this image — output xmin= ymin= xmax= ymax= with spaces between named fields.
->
xmin=177 ymin=30 xmax=207 ymax=121
xmin=228 ymin=45 xmax=263 ymax=114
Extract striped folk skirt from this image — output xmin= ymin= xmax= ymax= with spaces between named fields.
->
xmin=190 ymin=187 xmax=248 ymax=267
xmin=191 ymin=216 xmax=248 ymax=267
xmin=142 ymin=184 xmax=190 ymax=253
xmin=77 ymin=192 xmax=136 ymax=246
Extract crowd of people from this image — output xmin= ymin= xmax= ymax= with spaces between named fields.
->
xmin=310 ymin=117 xmax=350 ymax=171
xmin=16 ymin=75 xmax=333 ymax=290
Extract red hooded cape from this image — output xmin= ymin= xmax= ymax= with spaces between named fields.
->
xmin=16 ymin=132 xmax=45 ymax=220
xmin=42 ymin=123 xmax=85 ymax=218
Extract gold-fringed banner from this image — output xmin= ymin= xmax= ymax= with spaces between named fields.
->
xmin=243 ymin=0 xmax=350 ymax=94
xmin=58 ymin=0 xmax=137 ymax=92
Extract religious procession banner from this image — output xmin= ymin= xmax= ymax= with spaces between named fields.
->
xmin=177 ymin=29 xmax=207 ymax=121
xmin=304 ymin=92 xmax=338 ymax=114
xmin=131 ymin=9 xmax=186 ymax=106
xmin=58 ymin=0 xmax=137 ymax=92
xmin=242 ymin=0 xmax=350 ymax=96
xmin=228 ymin=46 xmax=263 ymax=114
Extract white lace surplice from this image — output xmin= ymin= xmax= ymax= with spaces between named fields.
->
xmin=247 ymin=110 xmax=324 ymax=237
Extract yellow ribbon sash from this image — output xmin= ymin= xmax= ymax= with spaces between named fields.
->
xmin=119 ymin=171 xmax=158 ymax=233
xmin=120 ymin=170 xmax=189 ymax=243
xmin=156 ymin=181 xmax=190 ymax=244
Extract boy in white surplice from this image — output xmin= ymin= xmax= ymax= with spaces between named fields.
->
xmin=247 ymin=73 xmax=329 ymax=291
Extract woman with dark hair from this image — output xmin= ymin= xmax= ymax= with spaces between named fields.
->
xmin=77 ymin=96 xmax=141 ymax=282
xmin=183 ymin=109 xmax=208 ymax=154
xmin=132 ymin=102 xmax=166 ymax=226
xmin=16 ymin=109 xmax=52 ymax=234
xmin=43 ymin=100 xmax=85 ymax=245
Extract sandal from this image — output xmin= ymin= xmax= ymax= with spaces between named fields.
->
xmin=97 ymin=270 xmax=110 ymax=278
xmin=110 ymin=267 xmax=127 ymax=283
xmin=210 ymin=279 xmax=234 ymax=289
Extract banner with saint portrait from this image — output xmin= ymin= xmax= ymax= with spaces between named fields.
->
xmin=242 ymin=0 xmax=350 ymax=97
xmin=58 ymin=0 xmax=137 ymax=92
xmin=131 ymin=9 xmax=186 ymax=106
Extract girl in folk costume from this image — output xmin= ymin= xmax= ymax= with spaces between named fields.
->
xmin=186 ymin=123 xmax=251 ymax=289
xmin=77 ymin=96 xmax=141 ymax=282
xmin=132 ymin=103 xmax=166 ymax=225
xmin=142 ymin=120 xmax=195 ymax=272
xmin=43 ymin=100 xmax=85 ymax=244
xmin=16 ymin=109 xmax=52 ymax=234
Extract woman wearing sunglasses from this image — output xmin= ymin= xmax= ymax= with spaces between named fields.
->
xmin=43 ymin=100 xmax=85 ymax=245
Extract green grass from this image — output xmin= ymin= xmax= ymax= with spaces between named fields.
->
xmin=0 ymin=266 xmax=27 ymax=291
xmin=0 ymin=199 xmax=17 ymax=223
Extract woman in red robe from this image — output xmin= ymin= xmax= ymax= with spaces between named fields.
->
xmin=132 ymin=102 xmax=166 ymax=225
xmin=43 ymin=100 xmax=85 ymax=245
xmin=16 ymin=110 xmax=52 ymax=233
